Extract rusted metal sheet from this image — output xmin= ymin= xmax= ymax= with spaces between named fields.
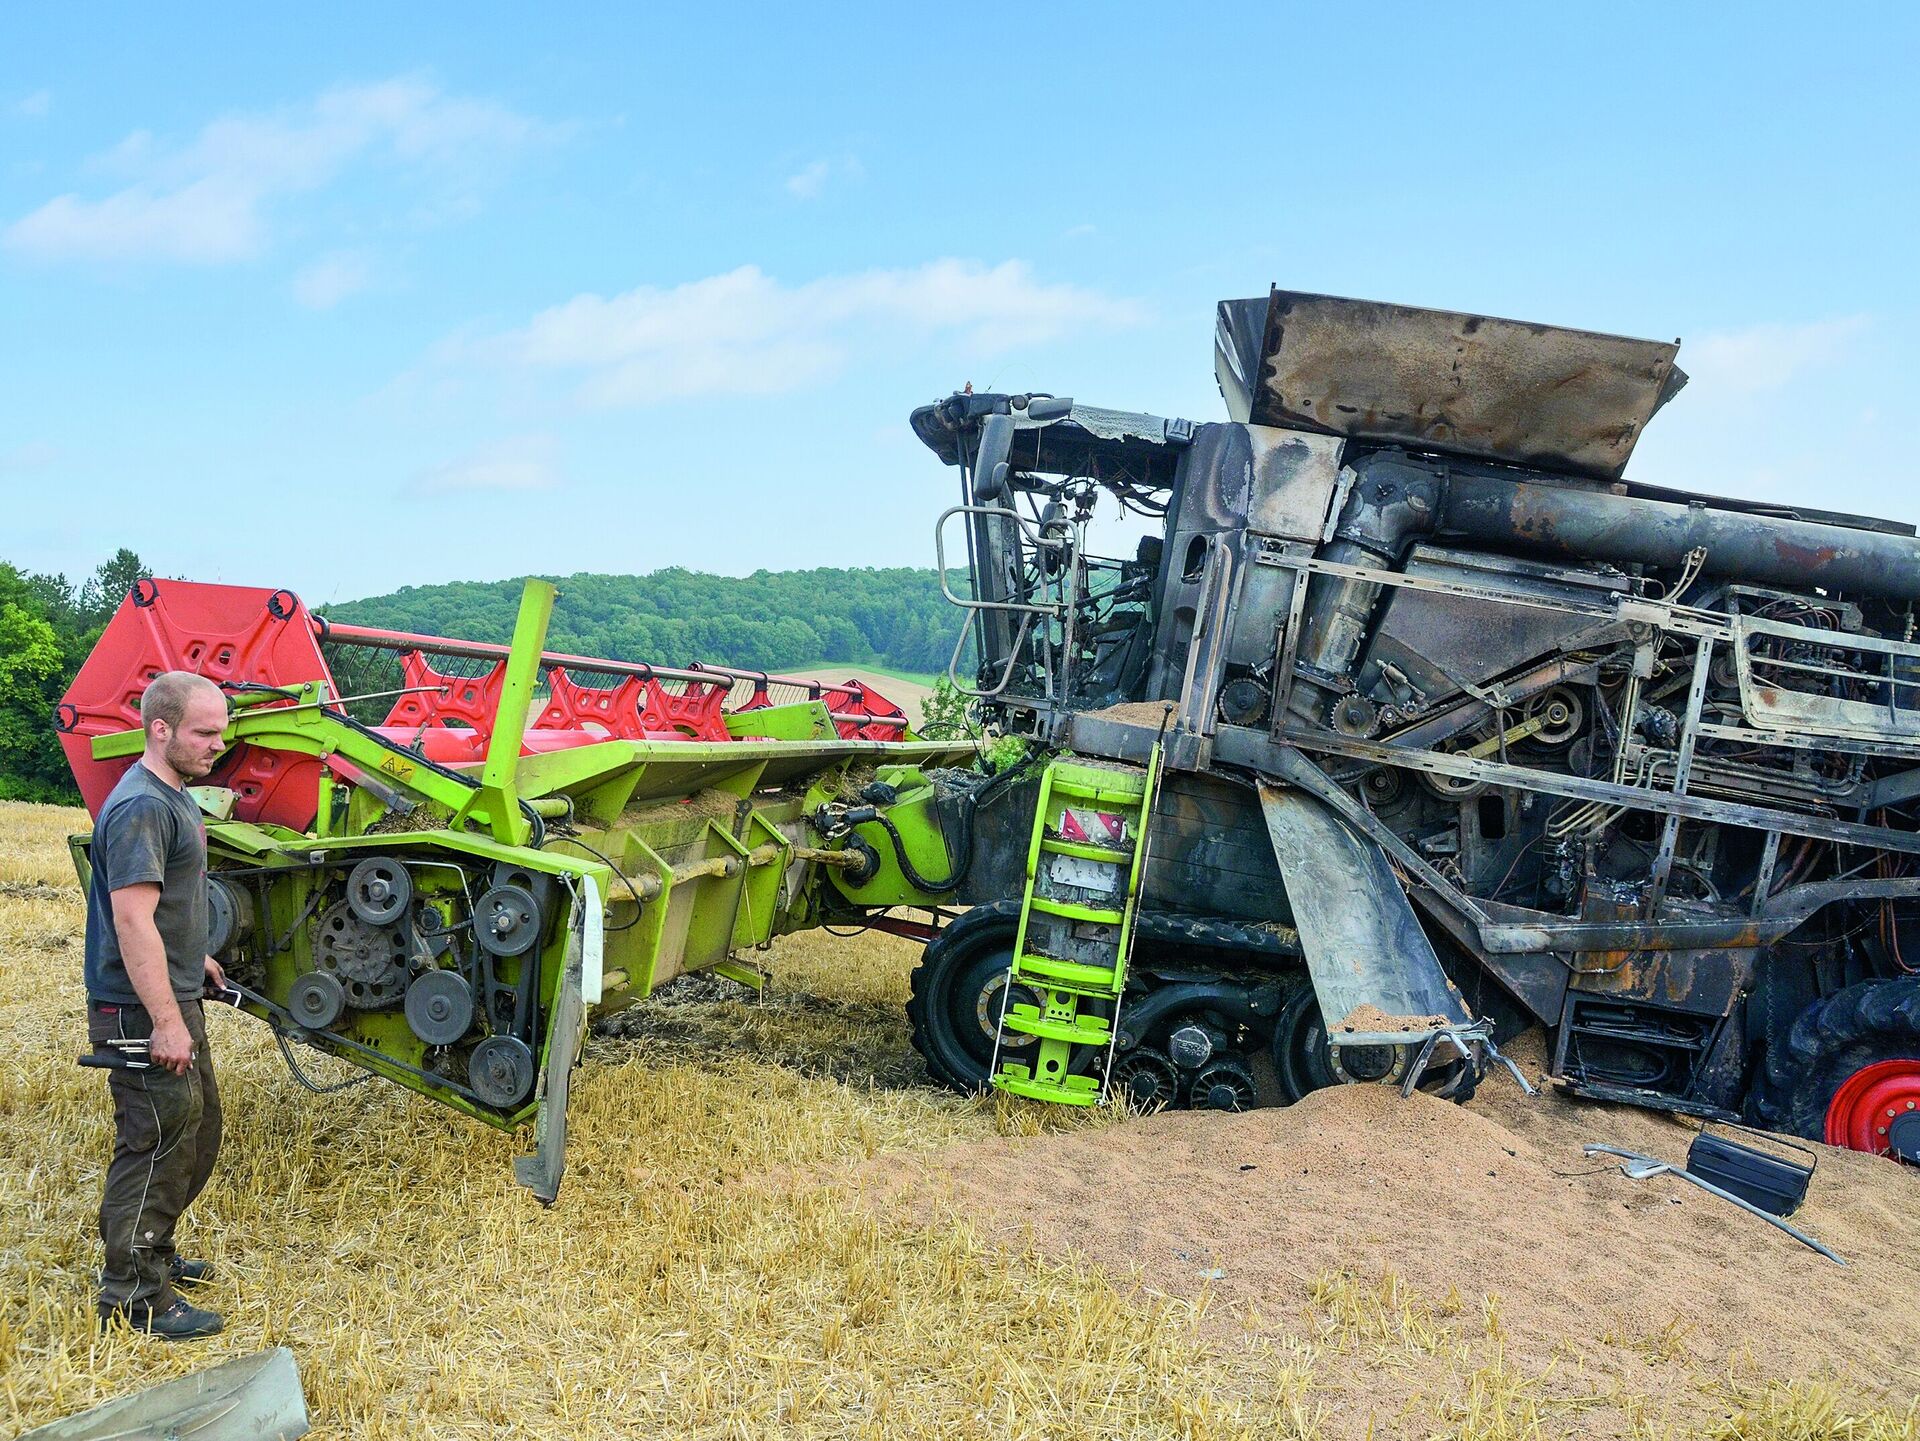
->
xmin=1218 ymin=289 xmax=1685 ymax=479
xmin=1255 ymin=780 xmax=1471 ymax=1044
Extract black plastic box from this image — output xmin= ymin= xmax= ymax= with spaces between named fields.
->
xmin=1687 ymin=1127 xmax=1815 ymax=1218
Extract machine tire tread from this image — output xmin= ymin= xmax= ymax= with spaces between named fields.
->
xmin=907 ymin=900 xmax=1023 ymax=1095
xmin=1751 ymin=975 xmax=1920 ymax=1140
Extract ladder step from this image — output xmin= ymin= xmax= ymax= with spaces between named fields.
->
xmin=993 ymin=1064 xmax=1104 ymax=1107
xmin=1039 ymin=836 xmax=1133 ymax=862
xmin=1048 ymin=777 xmax=1147 ymax=805
xmin=1026 ymin=896 xmax=1125 ymax=924
xmin=1014 ymin=953 xmax=1121 ymax=994
xmin=1000 ymin=1003 xmax=1113 ymax=1047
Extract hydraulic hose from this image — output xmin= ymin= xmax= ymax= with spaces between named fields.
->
xmin=840 ymin=751 xmax=1042 ymax=894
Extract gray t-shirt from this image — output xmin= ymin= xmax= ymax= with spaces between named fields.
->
xmin=84 ymin=761 xmax=210 ymax=1004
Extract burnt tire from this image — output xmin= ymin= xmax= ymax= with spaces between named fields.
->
xmin=1750 ymin=976 xmax=1920 ymax=1150
xmin=1269 ymin=982 xmax=1474 ymax=1104
xmin=1269 ymin=983 xmax=1404 ymax=1102
xmin=907 ymin=901 xmax=1025 ymax=1094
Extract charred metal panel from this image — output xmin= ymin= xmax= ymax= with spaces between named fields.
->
xmin=1244 ymin=426 xmax=1344 ymax=541
xmin=1143 ymin=772 xmax=1288 ymax=922
xmin=1215 ymin=296 xmax=1268 ymax=424
xmin=1256 ymin=781 xmax=1471 ymax=1040
xmin=957 ymin=766 xmax=1288 ymax=924
xmin=909 ymin=393 xmax=1189 ymax=480
xmin=1360 ymin=545 xmax=1629 ymax=710
xmin=1228 ymin=562 xmax=1297 ymax=671
xmin=1226 ymin=289 xmax=1684 ymax=479
xmin=1145 ymin=424 xmax=1257 ymax=699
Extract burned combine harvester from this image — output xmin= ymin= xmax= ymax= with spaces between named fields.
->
xmin=54 ymin=290 xmax=1920 ymax=1199
xmin=905 ymin=290 xmax=1920 ymax=1161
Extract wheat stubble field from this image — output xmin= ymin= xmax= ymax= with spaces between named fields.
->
xmin=1 ymin=798 xmax=1915 ymax=1439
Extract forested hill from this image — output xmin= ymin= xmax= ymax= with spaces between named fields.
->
xmin=321 ymin=566 xmax=963 ymax=676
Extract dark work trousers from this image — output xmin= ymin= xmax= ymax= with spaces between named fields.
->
xmin=88 ymin=998 xmax=222 ymax=1311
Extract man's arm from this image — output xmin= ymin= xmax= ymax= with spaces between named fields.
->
xmin=108 ymin=883 xmax=194 ymax=1075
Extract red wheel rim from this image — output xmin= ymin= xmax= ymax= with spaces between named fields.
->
xmin=1824 ymin=1058 xmax=1920 ymax=1155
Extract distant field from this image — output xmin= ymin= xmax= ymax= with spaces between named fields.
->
xmin=787 ymin=666 xmax=936 ymax=728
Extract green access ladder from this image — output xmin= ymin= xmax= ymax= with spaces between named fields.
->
xmin=990 ymin=747 xmax=1162 ymax=1105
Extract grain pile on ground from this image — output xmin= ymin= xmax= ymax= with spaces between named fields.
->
xmin=846 ymin=1036 xmax=1920 ymax=1436
xmin=1084 ymin=700 xmax=1180 ymax=729
xmin=3 ymin=797 xmax=1916 ymax=1438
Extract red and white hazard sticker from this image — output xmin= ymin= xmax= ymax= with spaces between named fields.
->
xmin=1059 ymin=808 xmax=1128 ymax=847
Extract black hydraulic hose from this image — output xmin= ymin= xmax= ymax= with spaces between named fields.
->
xmin=1114 ymin=981 xmax=1264 ymax=1049
xmin=870 ymin=812 xmax=962 ymax=893
xmin=851 ymin=752 xmax=1042 ymax=894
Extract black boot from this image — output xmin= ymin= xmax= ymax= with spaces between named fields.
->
xmin=168 ymin=1255 xmax=214 ymax=1289
xmin=99 ymin=1296 xmax=224 ymax=1340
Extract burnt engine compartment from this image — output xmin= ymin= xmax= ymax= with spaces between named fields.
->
xmin=911 ymin=291 xmax=1920 ymax=1125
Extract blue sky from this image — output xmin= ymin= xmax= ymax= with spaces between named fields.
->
xmin=2 ymin=5 xmax=1916 ymax=605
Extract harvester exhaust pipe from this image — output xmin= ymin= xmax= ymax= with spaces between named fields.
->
xmin=1438 ymin=472 xmax=1920 ymax=601
xmin=1289 ymin=449 xmax=1920 ymax=720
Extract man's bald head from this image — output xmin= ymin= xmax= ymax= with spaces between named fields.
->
xmin=140 ymin=672 xmax=229 ymax=784
xmin=140 ymin=671 xmax=225 ymax=736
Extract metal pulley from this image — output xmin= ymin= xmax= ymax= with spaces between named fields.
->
xmin=287 ymin=972 xmax=346 ymax=1031
xmin=346 ymin=857 xmax=412 ymax=925
xmin=313 ymin=900 xmax=410 ymax=1008
xmin=204 ymin=876 xmax=255 ymax=957
xmin=468 ymin=1035 xmax=535 ymax=1108
xmin=475 ymin=884 xmax=542 ymax=957
xmin=404 ymin=970 xmax=475 ymax=1047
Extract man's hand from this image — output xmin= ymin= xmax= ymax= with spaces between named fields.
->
xmin=203 ymin=955 xmax=227 ymax=993
xmin=150 ymin=1016 xmax=195 ymax=1075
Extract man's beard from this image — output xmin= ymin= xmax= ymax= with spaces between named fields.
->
xmin=164 ymin=738 xmax=217 ymax=781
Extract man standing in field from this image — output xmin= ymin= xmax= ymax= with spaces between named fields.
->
xmin=83 ymin=671 xmax=230 ymax=1340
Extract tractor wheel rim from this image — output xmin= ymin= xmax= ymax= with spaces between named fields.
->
xmin=1824 ymin=1059 xmax=1920 ymax=1156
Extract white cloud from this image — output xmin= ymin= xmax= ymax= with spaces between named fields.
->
xmin=418 ymin=434 xmax=560 ymax=493
xmin=785 ymin=160 xmax=832 ymax=200
xmin=9 ymin=179 xmax=263 ymax=262
xmin=477 ymin=259 xmax=1145 ymax=406
xmin=1683 ymin=315 xmax=1870 ymax=396
xmin=292 ymin=251 xmax=372 ymax=309
xmin=783 ymin=155 xmax=862 ymax=200
xmin=1630 ymin=313 xmax=1894 ymax=512
xmin=13 ymin=89 xmax=51 ymax=119
xmin=4 ymin=76 xmax=551 ymax=264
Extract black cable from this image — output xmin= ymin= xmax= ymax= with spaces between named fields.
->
xmin=544 ymin=834 xmax=646 ymax=931
xmin=856 ymin=750 xmax=1042 ymax=894
xmin=270 ymin=1026 xmax=373 ymax=1093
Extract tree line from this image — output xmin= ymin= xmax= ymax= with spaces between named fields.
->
xmin=322 ymin=566 xmax=966 ymax=678
xmin=0 ymin=554 xmax=968 ymax=805
xmin=0 ymin=549 xmax=148 ymax=803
